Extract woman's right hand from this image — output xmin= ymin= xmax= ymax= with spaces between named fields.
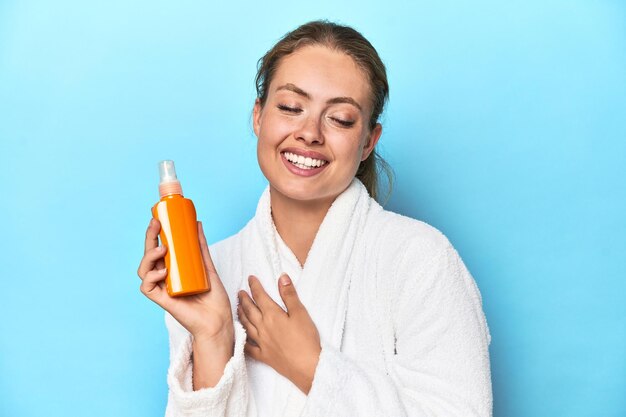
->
xmin=136 ymin=218 xmax=234 ymax=347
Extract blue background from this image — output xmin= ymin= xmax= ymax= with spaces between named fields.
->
xmin=1 ymin=1 xmax=624 ymax=416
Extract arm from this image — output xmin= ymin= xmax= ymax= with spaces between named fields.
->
xmin=192 ymin=331 xmax=235 ymax=390
xmin=165 ymin=313 xmax=250 ymax=417
xmin=136 ymin=219 xmax=253 ymax=416
xmin=300 ymin=240 xmax=492 ymax=417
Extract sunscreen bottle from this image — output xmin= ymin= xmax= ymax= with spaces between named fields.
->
xmin=151 ymin=160 xmax=210 ymax=297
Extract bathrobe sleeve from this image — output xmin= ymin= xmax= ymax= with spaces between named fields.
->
xmin=300 ymin=236 xmax=493 ymax=417
xmin=164 ymin=313 xmax=250 ymax=417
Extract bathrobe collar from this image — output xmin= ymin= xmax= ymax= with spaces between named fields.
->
xmin=252 ymin=178 xmax=372 ymax=348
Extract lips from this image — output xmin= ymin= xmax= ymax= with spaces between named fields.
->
xmin=282 ymin=151 xmax=327 ymax=169
xmin=280 ymin=148 xmax=330 ymax=177
xmin=281 ymin=147 xmax=329 ymax=162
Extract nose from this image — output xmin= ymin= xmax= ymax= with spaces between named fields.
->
xmin=295 ymin=115 xmax=323 ymax=145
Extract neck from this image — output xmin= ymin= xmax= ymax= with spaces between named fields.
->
xmin=270 ymin=187 xmax=334 ymax=267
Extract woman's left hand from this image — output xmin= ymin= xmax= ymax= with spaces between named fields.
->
xmin=237 ymin=274 xmax=321 ymax=394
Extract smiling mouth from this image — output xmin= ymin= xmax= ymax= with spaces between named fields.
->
xmin=281 ymin=151 xmax=329 ymax=170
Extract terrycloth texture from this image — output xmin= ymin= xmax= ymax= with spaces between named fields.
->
xmin=164 ymin=179 xmax=493 ymax=417
xmin=250 ymin=224 xmax=308 ymax=417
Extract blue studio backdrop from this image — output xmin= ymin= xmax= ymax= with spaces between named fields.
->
xmin=1 ymin=1 xmax=624 ymax=416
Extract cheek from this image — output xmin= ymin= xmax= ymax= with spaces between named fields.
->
xmin=256 ymin=141 xmax=274 ymax=183
xmin=328 ymin=136 xmax=364 ymax=172
xmin=256 ymin=137 xmax=275 ymax=172
xmin=256 ymin=116 xmax=287 ymax=173
xmin=257 ymin=112 xmax=293 ymax=144
xmin=340 ymin=130 xmax=367 ymax=157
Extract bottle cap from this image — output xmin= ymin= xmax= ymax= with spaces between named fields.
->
xmin=158 ymin=160 xmax=183 ymax=197
xmin=159 ymin=160 xmax=178 ymax=183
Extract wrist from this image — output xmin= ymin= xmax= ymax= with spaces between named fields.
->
xmin=191 ymin=325 xmax=235 ymax=390
xmin=291 ymin=348 xmax=321 ymax=395
xmin=192 ymin=324 xmax=235 ymax=356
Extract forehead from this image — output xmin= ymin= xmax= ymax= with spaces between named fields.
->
xmin=270 ymin=45 xmax=371 ymax=107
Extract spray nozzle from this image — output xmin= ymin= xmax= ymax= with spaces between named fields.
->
xmin=159 ymin=160 xmax=179 ymax=184
xmin=157 ymin=160 xmax=183 ymax=197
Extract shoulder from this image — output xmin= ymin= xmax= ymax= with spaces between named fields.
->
xmin=366 ymin=203 xmax=453 ymax=261
xmin=208 ymin=218 xmax=254 ymax=265
xmin=371 ymin=206 xmax=491 ymax=343
xmin=209 ymin=232 xmax=242 ymax=262
xmin=365 ymin=204 xmax=472 ymax=301
xmin=206 ymin=218 xmax=256 ymax=294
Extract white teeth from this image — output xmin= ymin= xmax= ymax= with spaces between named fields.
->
xmin=282 ymin=152 xmax=328 ymax=169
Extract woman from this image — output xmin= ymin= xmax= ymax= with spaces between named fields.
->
xmin=137 ymin=20 xmax=492 ymax=417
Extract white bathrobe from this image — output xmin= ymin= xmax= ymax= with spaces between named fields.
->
xmin=164 ymin=179 xmax=493 ymax=417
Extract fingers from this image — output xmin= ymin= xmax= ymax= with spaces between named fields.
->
xmin=278 ymin=274 xmax=304 ymax=316
xmin=140 ymin=268 xmax=167 ymax=292
xmin=137 ymin=245 xmax=167 ymax=279
xmin=244 ymin=340 xmax=261 ymax=360
xmin=237 ymin=304 xmax=259 ymax=342
xmin=248 ymin=276 xmax=277 ymax=313
xmin=138 ymin=218 xmax=171 ymax=309
xmin=237 ymin=294 xmax=262 ymax=358
xmin=144 ymin=218 xmax=161 ymax=255
xmin=139 ymin=268 xmax=171 ymax=308
xmin=237 ymin=304 xmax=257 ymax=333
xmin=197 ymin=221 xmax=225 ymax=290
xmin=238 ymin=290 xmax=262 ymax=325
xmin=155 ymin=257 xmax=165 ymax=271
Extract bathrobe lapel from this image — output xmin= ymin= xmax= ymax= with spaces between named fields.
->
xmin=294 ymin=179 xmax=371 ymax=348
xmin=251 ymin=178 xmax=371 ymax=347
xmin=241 ymin=179 xmax=372 ymax=416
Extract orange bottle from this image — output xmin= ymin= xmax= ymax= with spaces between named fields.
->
xmin=151 ymin=160 xmax=210 ymax=297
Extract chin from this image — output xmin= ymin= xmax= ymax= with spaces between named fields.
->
xmin=270 ymin=174 xmax=358 ymax=207
xmin=259 ymin=159 xmax=355 ymax=205
xmin=271 ymin=179 xmax=330 ymax=202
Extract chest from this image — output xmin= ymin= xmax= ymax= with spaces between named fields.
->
xmin=341 ymin=259 xmax=390 ymax=366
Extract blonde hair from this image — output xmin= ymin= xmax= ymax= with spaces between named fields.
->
xmin=255 ymin=20 xmax=393 ymax=202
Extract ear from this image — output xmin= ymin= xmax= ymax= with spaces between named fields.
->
xmin=252 ymin=98 xmax=262 ymax=138
xmin=361 ymin=123 xmax=383 ymax=161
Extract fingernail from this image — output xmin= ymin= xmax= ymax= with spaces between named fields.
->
xmin=150 ymin=218 xmax=156 ymax=227
xmin=279 ymin=274 xmax=291 ymax=286
xmin=158 ymin=268 xmax=167 ymax=274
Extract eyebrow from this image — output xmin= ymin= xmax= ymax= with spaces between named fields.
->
xmin=275 ymin=83 xmax=363 ymax=111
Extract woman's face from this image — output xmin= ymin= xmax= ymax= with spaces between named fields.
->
xmin=253 ymin=45 xmax=382 ymax=206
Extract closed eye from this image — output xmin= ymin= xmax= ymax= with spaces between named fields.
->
xmin=277 ymin=104 xmax=302 ymax=114
xmin=331 ymin=117 xmax=355 ymax=128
